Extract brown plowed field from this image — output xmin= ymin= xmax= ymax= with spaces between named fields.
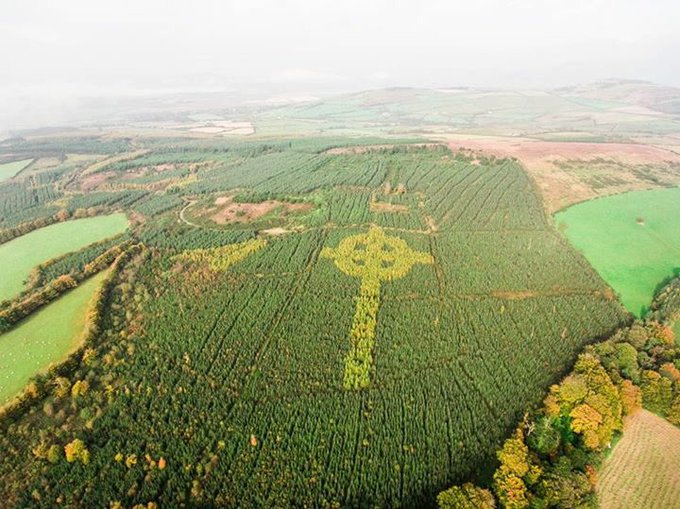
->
xmin=598 ymin=410 xmax=680 ymax=509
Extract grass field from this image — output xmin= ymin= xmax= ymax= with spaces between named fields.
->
xmin=598 ymin=410 xmax=680 ymax=509
xmin=0 ymin=159 xmax=33 ymax=182
xmin=0 ymin=214 xmax=128 ymax=302
xmin=0 ymin=270 xmax=107 ymax=405
xmin=555 ymin=187 xmax=680 ymax=316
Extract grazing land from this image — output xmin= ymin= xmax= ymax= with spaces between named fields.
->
xmin=0 ymin=271 xmax=107 ymax=406
xmin=0 ymin=159 xmax=33 ymax=182
xmin=598 ymin=410 xmax=680 ymax=509
xmin=555 ymin=187 xmax=680 ymax=316
xmin=0 ymin=214 xmax=128 ymax=302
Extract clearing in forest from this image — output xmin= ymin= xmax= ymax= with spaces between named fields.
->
xmin=188 ymin=195 xmax=315 ymax=227
xmin=0 ymin=159 xmax=33 ymax=182
xmin=0 ymin=214 xmax=128 ymax=302
xmin=555 ymin=187 xmax=680 ymax=317
xmin=0 ymin=270 xmax=108 ymax=406
xmin=598 ymin=409 xmax=680 ymax=509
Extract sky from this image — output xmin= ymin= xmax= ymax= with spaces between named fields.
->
xmin=1 ymin=0 xmax=679 ymax=131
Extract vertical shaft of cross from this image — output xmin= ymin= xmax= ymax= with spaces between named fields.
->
xmin=344 ymin=275 xmax=381 ymax=389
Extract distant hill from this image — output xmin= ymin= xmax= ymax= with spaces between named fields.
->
xmin=557 ymin=79 xmax=680 ymax=115
xmin=255 ymin=81 xmax=680 ymax=139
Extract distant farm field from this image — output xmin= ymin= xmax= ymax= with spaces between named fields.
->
xmin=0 ymin=159 xmax=33 ymax=182
xmin=598 ymin=410 xmax=680 ymax=509
xmin=0 ymin=270 xmax=107 ymax=405
xmin=555 ymin=187 xmax=680 ymax=316
xmin=0 ymin=214 xmax=128 ymax=302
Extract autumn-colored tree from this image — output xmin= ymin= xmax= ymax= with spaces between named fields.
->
xmin=647 ymin=321 xmax=675 ymax=345
xmin=494 ymin=473 xmax=528 ymax=509
xmin=437 ymin=483 xmax=496 ymax=509
xmin=53 ymin=377 xmax=71 ymax=398
xmin=667 ymin=393 xmax=680 ymax=426
xmin=64 ymin=439 xmax=90 ymax=464
xmin=550 ymin=354 xmax=622 ymax=450
xmin=47 ymin=445 xmax=62 ymax=464
xmin=493 ymin=427 xmax=538 ymax=509
xmin=618 ymin=379 xmax=642 ymax=416
xmin=569 ymin=403 xmax=603 ymax=450
xmin=659 ymin=362 xmax=680 ymax=383
xmin=640 ymin=370 xmax=673 ymax=416
xmin=71 ymin=380 xmax=89 ymax=399
xmin=55 ymin=209 xmax=70 ymax=222
xmin=125 ymin=454 xmax=138 ymax=468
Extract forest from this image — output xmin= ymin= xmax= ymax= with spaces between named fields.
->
xmin=0 ymin=136 xmax=640 ymax=507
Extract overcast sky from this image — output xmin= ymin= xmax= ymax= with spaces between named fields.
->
xmin=2 ymin=0 xmax=679 ymax=130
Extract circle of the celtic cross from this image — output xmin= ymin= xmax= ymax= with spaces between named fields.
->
xmin=323 ymin=226 xmax=433 ymax=281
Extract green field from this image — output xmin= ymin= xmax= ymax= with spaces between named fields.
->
xmin=0 ymin=270 xmax=107 ymax=405
xmin=0 ymin=214 xmax=128 ymax=302
xmin=555 ymin=187 xmax=680 ymax=317
xmin=0 ymin=159 xmax=33 ymax=182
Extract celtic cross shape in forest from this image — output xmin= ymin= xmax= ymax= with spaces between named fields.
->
xmin=321 ymin=226 xmax=433 ymax=389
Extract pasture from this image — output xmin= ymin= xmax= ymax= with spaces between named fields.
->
xmin=0 ymin=159 xmax=33 ymax=182
xmin=555 ymin=187 xmax=680 ymax=316
xmin=0 ymin=270 xmax=107 ymax=406
xmin=0 ymin=213 xmax=128 ymax=302
xmin=598 ymin=410 xmax=680 ymax=509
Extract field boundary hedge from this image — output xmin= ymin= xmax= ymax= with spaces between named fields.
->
xmin=0 ymin=244 xmax=142 ymax=421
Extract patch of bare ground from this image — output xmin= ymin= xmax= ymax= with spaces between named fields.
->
xmin=80 ymin=171 xmax=116 ymax=191
xmin=261 ymin=227 xmax=290 ymax=236
xmin=598 ymin=410 xmax=680 ymax=509
xmin=205 ymin=197 xmax=313 ymax=225
xmin=490 ymin=290 xmax=540 ymax=300
xmin=370 ymin=201 xmax=409 ymax=213
xmin=129 ymin=211 xmax=146 ymax=225
xmin=425 ymin=215 xmax=438 ymax=232
xmin=490 ymin=288 xmax=610 ymax=300
xmin=443 ymin=135 xmax=680 ymax=213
